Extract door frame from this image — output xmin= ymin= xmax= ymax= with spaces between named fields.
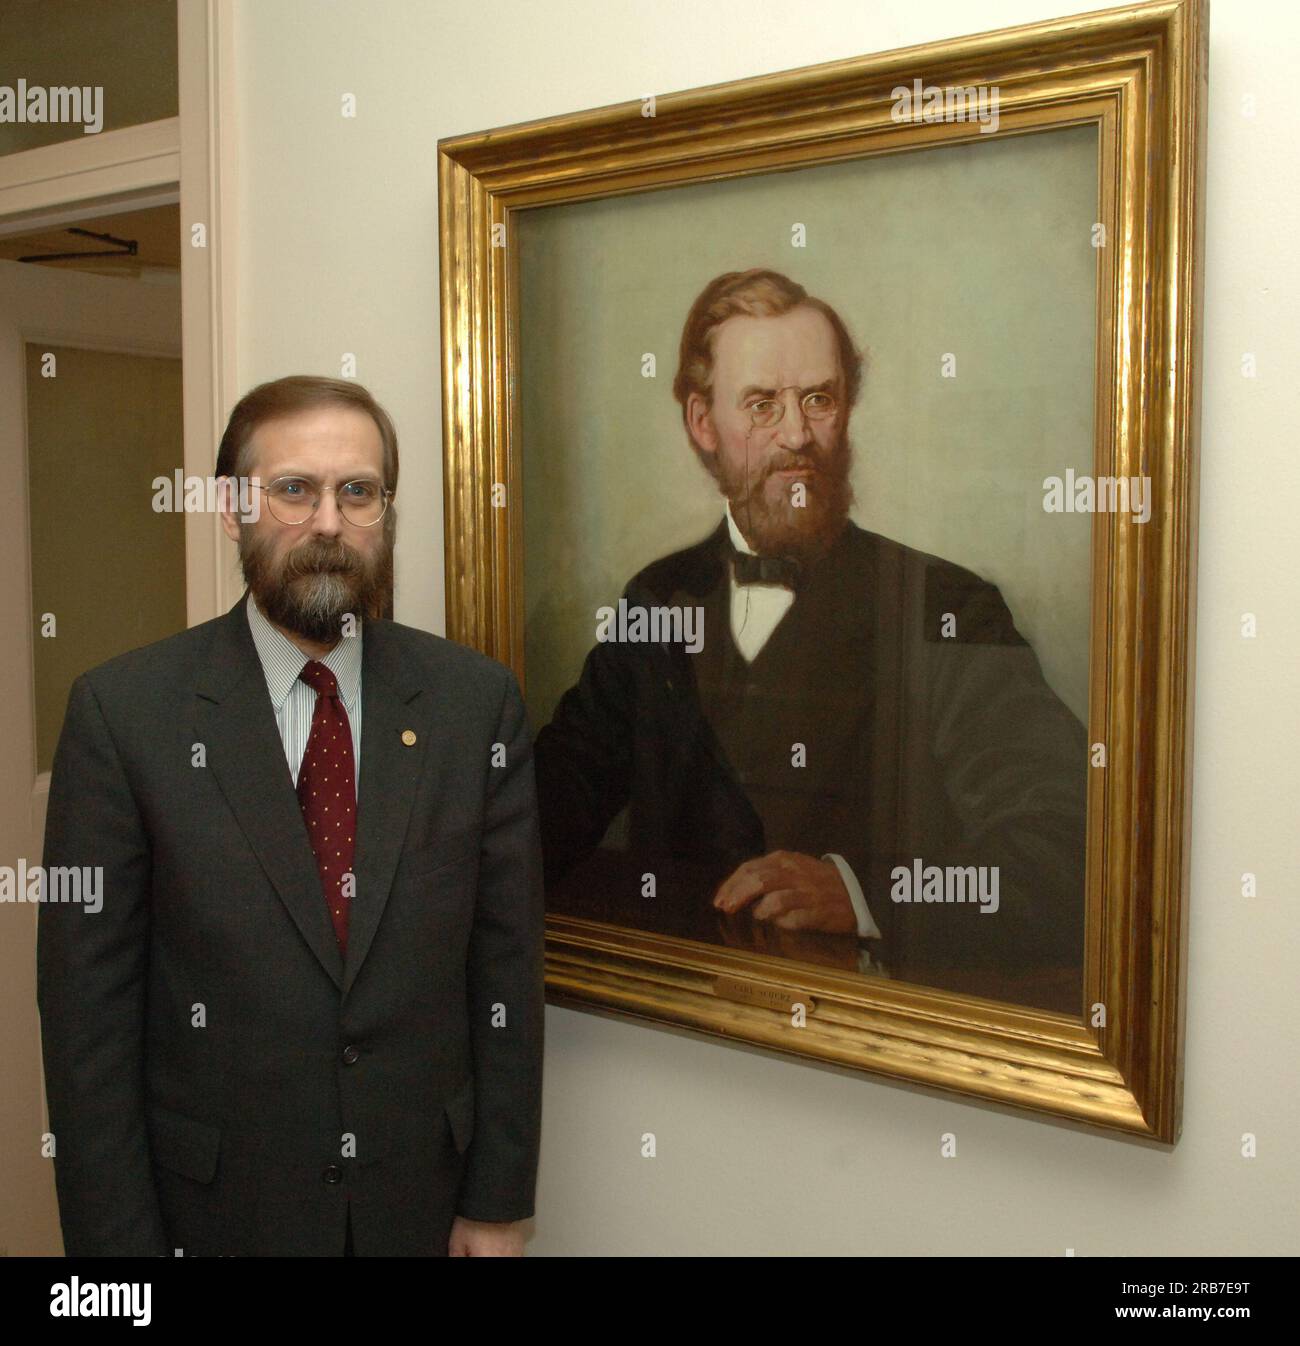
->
xmin=0 ymin=0 xmax=241 ymax=626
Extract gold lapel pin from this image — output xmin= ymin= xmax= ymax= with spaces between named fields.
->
xmin=401 ymin=729 xmax=417 ymax=746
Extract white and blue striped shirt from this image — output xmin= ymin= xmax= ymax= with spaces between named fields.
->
xmin=246 ymin=596 xmax=363 ymax=787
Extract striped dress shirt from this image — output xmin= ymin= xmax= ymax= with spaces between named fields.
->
xmin=245 ymin=595 xmax=363 ymax=787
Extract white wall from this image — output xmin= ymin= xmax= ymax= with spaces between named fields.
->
xmin=232 ymin=0 xmax=1300 ymax=1254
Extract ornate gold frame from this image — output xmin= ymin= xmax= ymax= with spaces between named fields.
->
xmin=438 ymin=0 xmax=1206 ymax=1141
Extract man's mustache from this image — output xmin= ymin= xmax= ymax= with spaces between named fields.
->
xmin=766 ymin=454 xmax=820 ymax=475
xmin=281 ymin=541 xmax=365 ymax=578
xmin=757 ymin=446 xmax=845 ymax=481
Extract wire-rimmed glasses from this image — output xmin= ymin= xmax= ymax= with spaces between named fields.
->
xmin=745 ymin=385 xmax=839 ymax=430
xmin=252 ymin=475 xmax=392 ymax=527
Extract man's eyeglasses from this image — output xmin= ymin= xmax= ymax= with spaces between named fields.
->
xmin=745 ymin=386 xmax=840 ymax=430
xmin=251 ymin=476 xmax=392 ymax=527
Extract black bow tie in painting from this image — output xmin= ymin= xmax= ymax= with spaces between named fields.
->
xmin=732 ymin=550 xmax=803 ymax=590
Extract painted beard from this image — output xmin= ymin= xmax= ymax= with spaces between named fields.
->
xmin=716 ymin=423 xmax=856 ymax=566
xmin=239 ymin=526 xmax=394 ymax=643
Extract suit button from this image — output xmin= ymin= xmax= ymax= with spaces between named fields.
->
xmin=323 ymin=1165 xmax=344 ymax=1185
xmin=342 ymin=1044 xmax=360 ymax=1065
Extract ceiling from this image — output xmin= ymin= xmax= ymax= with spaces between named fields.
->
xmin=0 ymin=204 xmax=180 ymax=278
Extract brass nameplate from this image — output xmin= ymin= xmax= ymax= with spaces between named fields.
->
xmin=713 ymin=975 xmax=815 ymax=1015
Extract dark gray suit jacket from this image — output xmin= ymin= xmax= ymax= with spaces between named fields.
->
xmin=37 ymin=593 xmax=545 ymax=1256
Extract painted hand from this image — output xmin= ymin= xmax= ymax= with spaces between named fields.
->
xmin=712 ymin=850 xmax=857 ymax=934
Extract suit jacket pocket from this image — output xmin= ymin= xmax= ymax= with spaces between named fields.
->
xmin=149 ymin=1104 xmax=221 ymax=1184
xmin=444 ymin=1077 xmax=475 ymax=1155
xmin=401 ymin=829 xmax=477 ymax=880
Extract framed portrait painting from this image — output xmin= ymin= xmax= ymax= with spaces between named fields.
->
xmin=438 ymin=0 xmax=1207 ymax=1140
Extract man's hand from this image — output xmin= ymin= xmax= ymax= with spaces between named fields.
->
xmin=712 ymin=850 xmax=857 ymax=934
xmin=449 ymin=1215 xmax=527 ymax=1256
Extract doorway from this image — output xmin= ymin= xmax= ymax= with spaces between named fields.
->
xmin=0 ymin=0 xmax=235 ymax=1256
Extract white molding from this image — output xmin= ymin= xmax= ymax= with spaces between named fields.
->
xmin=0 ymin=188 xmax=181 ymax=240
xmin=179 ymin=0 xmax=241 ymax=625
xmin=0 ymin=118 xmax=181 ymax=230
xmin=18 ymin=328 xmax=181 ymax=361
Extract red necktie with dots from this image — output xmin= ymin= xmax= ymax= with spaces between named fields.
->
xmin=296 ymin=660 xmax=357 ymax=954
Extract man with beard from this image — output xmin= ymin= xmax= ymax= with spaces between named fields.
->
xmin=37 ymin=376 xmax=544 ymax=1256
xmin=534 ymin=270 xmax=1088 ymax=1009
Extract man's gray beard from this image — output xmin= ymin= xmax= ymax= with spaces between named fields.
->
xmin=239 ymin=529 xmax=393 ymax=643
xmin=717 ymin=430 xmax=856 ymax=566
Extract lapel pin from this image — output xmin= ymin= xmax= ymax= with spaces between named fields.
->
xmin=401 ymin=729 xmax=417 ymax=746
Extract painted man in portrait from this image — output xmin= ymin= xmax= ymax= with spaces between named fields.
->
xmin=533 ymin=268 xmax=1087 ymax=1009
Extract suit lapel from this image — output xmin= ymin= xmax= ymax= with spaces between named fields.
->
xmin=195 ymin=594 xmax=344 ymax=989
xmin=195 ymin=596 xmax=436 ymax=997
xmin=343 ymin=619 xmax=436 ymax=996
xmin=666 ymin=521 xmax=760 ymax=809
